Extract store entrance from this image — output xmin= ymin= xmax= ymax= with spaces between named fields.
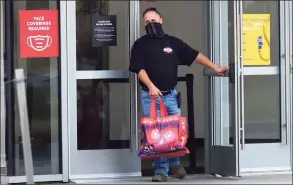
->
xmin=65 ymin=0 xmax=292 ymax=182
xmin=66 ymin=0 xmax=236 ymax=181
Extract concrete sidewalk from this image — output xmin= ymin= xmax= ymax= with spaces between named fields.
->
xmin=68 ymin=174 xmax=292 ymax=184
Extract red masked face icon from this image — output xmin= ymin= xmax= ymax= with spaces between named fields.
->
xmin=27 ymin=35 xmax=52 ymax=51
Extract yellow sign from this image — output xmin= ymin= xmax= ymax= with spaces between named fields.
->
xmin=242 ymin=14 xmax=271 ymax=66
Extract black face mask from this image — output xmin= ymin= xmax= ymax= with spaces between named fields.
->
xmin=145 ymin=22 xmax=165 ymax=37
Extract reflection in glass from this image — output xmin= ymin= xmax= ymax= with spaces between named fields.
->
xmin=77 ymin=79 xmax=130 ymax=150
xmin=11 ymin=1 xmax=61 ymax=175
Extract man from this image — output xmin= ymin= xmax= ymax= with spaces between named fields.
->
xmin=129 ymin=7 xmax=228 ymax=182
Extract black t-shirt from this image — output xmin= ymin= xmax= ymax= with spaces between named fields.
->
xmin=129 ymin=34 xmax=199 ymax=91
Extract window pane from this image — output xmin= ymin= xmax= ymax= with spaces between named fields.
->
xmin=76 ymin=1 xmax=129 ymax=70
xmin=228 ymin=0 xmax=281 ymax=144
xmin=244 ymin=75 xmax=281 ymax=143
xmin=77 ymin=79 xmax=130 ymax=150
xmin=242 ymin=0 xmax=281 ymax=143
xmin=242 ymin=0 xmax=280 ymax=66
xmin=229 ymin=1 xmax=280 ymax=67
xmin=12 ymin=0 xmax=61 ymax=175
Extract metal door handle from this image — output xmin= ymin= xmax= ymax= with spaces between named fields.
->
xmin=237 ymin=7 xmax=245 ymax=150
xmin=203 ymin=63 xmax=236 ymax=84
xmin=203 ymin=68 xmax=230 ymax=77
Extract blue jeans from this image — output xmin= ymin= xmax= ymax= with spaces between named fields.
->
xmin=141 ymin=89 xmax=181 ymax=176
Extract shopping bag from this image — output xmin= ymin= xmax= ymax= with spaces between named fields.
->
xmin=138 ymin=97 xmax=190 ymax=159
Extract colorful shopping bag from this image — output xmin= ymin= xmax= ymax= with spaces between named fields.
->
xmin=138 ymin=97 xmax=190 ymax=159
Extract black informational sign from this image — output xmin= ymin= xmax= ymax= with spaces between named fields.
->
xmin=92 ymin=15 xmax=117 ymax=47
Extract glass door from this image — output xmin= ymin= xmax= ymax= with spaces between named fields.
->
xmin=205 ymin=1 xmax=241 ymax=177
xmin=235 ymin=0 xmax=292 ymax=172
xmin=206 ymin=0 xmax=292 ymax=176
xmin=65 ymin=1 xmax=141 ymax=179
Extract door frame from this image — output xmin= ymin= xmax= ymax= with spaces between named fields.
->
xmin=60 ymin=0 xmax=141 ymax=181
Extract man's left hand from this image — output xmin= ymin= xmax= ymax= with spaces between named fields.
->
xmin=213 ymin=66 xmax=229 ymax=76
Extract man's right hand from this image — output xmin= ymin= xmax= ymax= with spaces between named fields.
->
xmin=137 ymin=69 xmax=162 ymax=98
xmin=148 ymin=85 xmax=162 ymax=98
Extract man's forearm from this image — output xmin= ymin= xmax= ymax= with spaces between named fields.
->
xmin=195 ymin=53 xmax=218 ymax=70
xmin=138 ymin=69 xmax=155 ymax=89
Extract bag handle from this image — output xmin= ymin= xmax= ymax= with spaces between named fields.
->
xmin=150 ymin=97 xmax=168 ymax=118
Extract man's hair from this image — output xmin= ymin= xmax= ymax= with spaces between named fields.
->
xmin=142 ymin=7 xmax=161 ymax=18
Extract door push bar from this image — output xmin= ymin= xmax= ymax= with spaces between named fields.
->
xmin=203 ymin=63 xmax=235 ymax=83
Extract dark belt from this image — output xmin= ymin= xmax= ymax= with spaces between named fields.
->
xmin=141 ymin=87 xmax=174 ymax=96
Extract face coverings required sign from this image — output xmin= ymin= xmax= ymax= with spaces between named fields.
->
xmin=19 ymin=10 xmax=59 ymax=58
